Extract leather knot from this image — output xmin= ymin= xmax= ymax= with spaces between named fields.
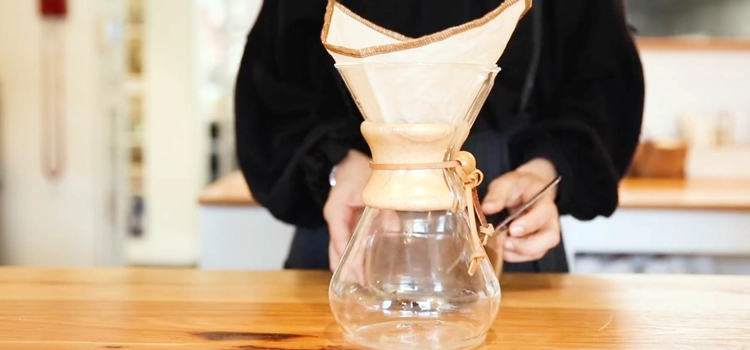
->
xmin=453 ymin=151 xmax=495 ymax=275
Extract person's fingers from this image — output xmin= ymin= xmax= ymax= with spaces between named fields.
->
xmin=324 ymin=198 xmax=353 ymax=271
xmin=322 ymin=151 xmax=370 ymax=273
xmin=352 ymin=239 xmax=367 ymax=286
xmin=507 ymin=200 xmax=557 ymax=238
xmin=482 ymin=172 xmax=532 ymax=214
xmin=504 ymin=225 xmax=561 ymax=261
xmin=328 ymin=242 xmax=340 ymax=272
xmin=328 ymin=219 xmax=352 ymax=257
xmin=482 ymin=170 xmax=562 ymax=265
xmin=382 ymin=209 xmax=401 ymax=233
xmin=482 ymin=173 xmax=515 ymax=214
xmin=482 ymin=178 xmax=512 ymax=215
xmin=516 ymin=173 xmax=556 ymax=204
xmin=349 ymin=207 xmax=365 ymax=233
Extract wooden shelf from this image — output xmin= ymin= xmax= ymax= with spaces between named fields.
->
xmin=198 ymin=171 xmax=257 ymax=207
xmin=636 ymin=36 xmax=750 ymax=51
xmin=619 ymin=177 xmax=750 ymax=211
xmin=199 ymin=172 xmax=750 ymax=211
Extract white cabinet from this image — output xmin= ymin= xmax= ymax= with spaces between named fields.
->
xmin=199 ymin=205 xmax=295 ymax=270
xmin=563 ymin=209 xmax=750 ymax=274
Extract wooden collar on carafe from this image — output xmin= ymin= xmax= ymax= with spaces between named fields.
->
xmin=369 ymin=151 xmax=496 ymax=276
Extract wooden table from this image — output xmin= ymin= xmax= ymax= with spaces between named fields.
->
xmin=1 ymin=268 xmax=749 ymax=349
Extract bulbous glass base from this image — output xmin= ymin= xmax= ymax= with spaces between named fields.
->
xmin=343 ymin=320 xmax=488 ymax=350
xmin=329 ymin=209 xmax=501 ymax=350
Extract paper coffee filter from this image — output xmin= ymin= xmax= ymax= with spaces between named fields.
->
xmin=335 ymin=62 xmax=499 ymax=124
xmin=321 ymin=0 xmax=531 ymax=124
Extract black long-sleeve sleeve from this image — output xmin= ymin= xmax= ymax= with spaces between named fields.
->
xmin=508 ymin=0 xmax=644 ymax=220
xmin=235 ymin=0 xmax=644 ymax=227
xmin=234 ymin=0 xmax=367 ymax=227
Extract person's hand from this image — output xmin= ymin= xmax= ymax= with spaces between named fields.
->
xmin=481 ymin=158 xmax=561 ymax=263
xmin=323 ymin=149 xmax=371 ymax=271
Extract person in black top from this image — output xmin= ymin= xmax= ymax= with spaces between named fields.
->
xmin=234 ymin=0 xmax=645 ymax=273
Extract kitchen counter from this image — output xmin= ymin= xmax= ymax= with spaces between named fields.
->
xmin=199 ymin=171 xmax=256 ymax=206
xmin=199 ymin=171 xmax=750 ymax=211
xmin=636 ymin=37 xmax=750 ymax=51
xmin=198 ymin=173 xmax=750 ymax=272
xmin=619 ymin=177 xmax=750 ymax=211
xmin=1 ymin=267 xmax=748 ymax=349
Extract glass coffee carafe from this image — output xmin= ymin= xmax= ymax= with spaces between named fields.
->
xmin=328 ymin=62 xmax=504 ymax=350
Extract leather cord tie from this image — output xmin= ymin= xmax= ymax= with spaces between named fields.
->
xmin=369 ymin=151 xmax=495 ymax=276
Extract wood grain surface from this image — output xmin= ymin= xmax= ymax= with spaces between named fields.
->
xmin=198 ymin=171 xmax=257 ymax=206
xmin=0 ymin=268 xmax=748 ymax=349
xmin=619 ymin=177 xmax=750 ymax=211
xmin=636 ymin=37 xmax=750 ymax=51
xmin=198 ymin=171 xmax=750 ymax=211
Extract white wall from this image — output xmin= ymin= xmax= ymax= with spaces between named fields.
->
xmin=126 ymin=0 xmax=205 ymax=266
xmin=628 ymin=0 xmax=750 ymax=38
xmin=0 ymin=0 xmax=127 ymax=266
xmin=638 ymin=48 xmax=750 ymax=144
xmin=665 ymin=0 xmax=750 ymax=38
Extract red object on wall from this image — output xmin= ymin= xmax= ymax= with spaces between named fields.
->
xmin=40 ymin=0 xmax=67 ymax=18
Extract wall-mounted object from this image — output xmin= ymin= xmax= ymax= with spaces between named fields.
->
xmin=39 ymin=0 xmax=68 ymax=181
xmin=39 ymin=0 xmax=67 ymax=18
xmin=0 ymin=0 xmax=129 ymax=266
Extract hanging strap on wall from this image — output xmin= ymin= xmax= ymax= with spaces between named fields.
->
xmin=40 ymin=20 xmax=67 ymax=182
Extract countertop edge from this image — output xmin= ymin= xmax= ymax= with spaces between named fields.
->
xmin=198 ymin=171 xmax=258 ymax=207
xmin=199 ymin=173 xmax=750 ymax=211
xmin=617 ymin=177 xmax=750 ymax=211
xmin=636 ymin=37 xmax=750 ymax=51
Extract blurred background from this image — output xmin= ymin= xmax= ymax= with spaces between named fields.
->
xmin=0 ymin=0 xmax=749 ymax=274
